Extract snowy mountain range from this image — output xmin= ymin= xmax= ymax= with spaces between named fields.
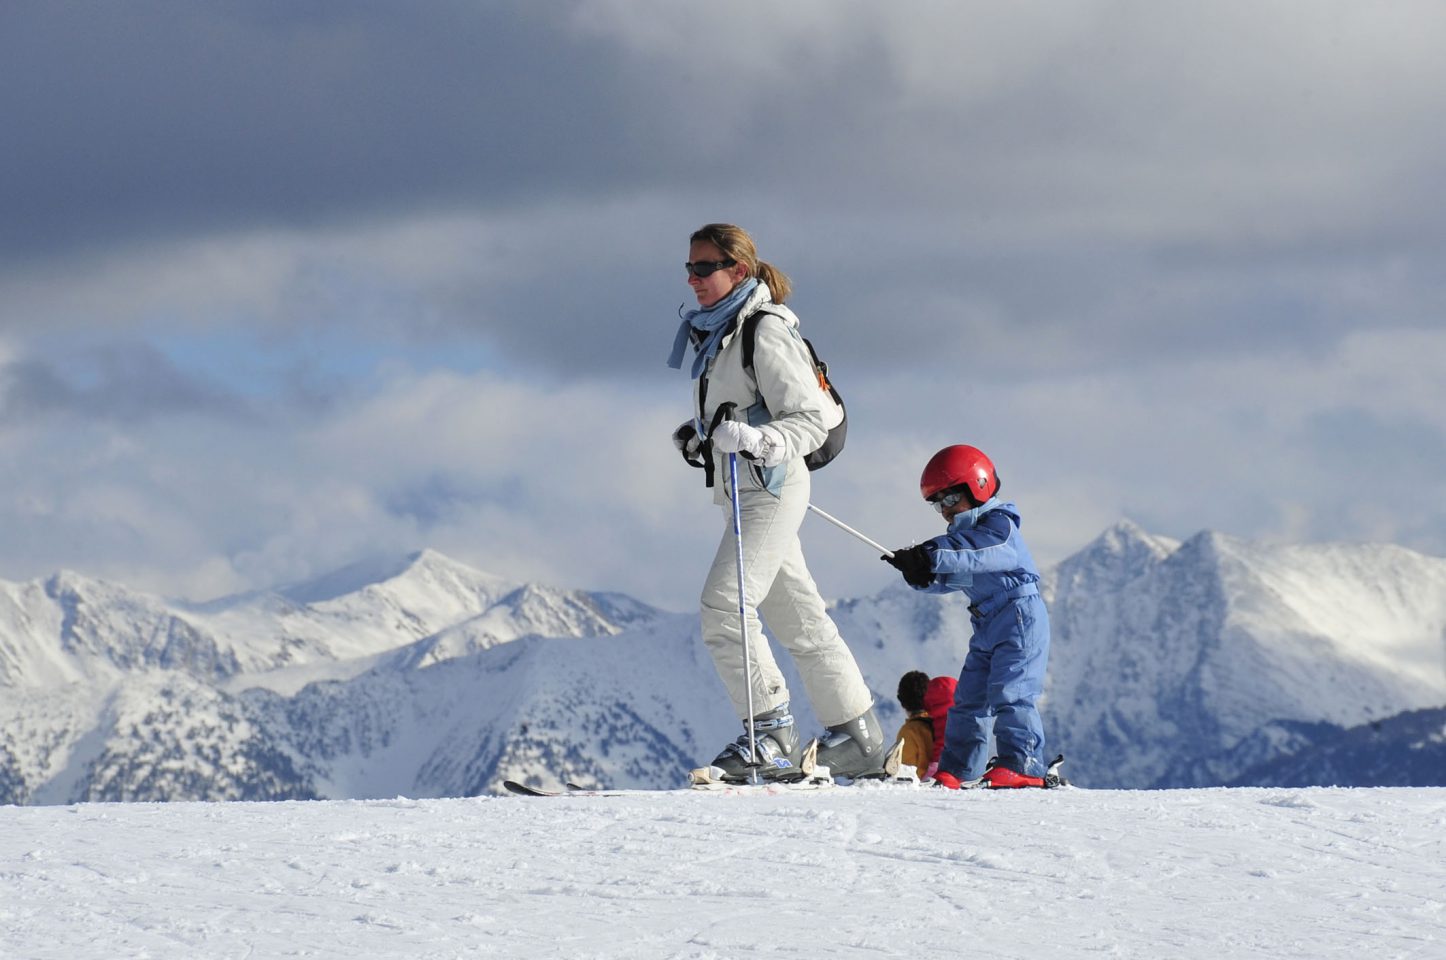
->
xmin=1 ymin=525 xmax=1443 ymax=803
xmin=1038 ymin=522 xmax=1446 ymax=787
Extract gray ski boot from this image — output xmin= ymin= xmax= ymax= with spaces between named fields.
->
xmin=814 ymin=707 xmax=887 ymax=779
xmin=707 ymin=703 xmax=804 ymax=781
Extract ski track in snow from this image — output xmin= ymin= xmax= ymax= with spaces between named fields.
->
xmin=2 ymin=786 xmax=1443 ymax=959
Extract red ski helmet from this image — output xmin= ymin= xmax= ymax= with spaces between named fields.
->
xmin=919 ymin=445 xmax=1000 ymax=506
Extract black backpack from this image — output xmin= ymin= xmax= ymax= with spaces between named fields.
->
xmin=741 ymin=307 xmax=847 ymax=471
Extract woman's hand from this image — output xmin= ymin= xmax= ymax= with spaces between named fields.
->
xmin=712 ymin=421 xmax=784 ymax=466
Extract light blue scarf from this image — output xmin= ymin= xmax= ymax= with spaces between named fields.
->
xmin=666 ymin=278 xmax=760 ymax=379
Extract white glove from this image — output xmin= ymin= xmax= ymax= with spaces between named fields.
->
xmin=712 ymin=420 xmax=786 ymax=466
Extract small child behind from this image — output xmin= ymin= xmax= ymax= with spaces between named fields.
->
xmin=893 ymin=671 xmax=959 ymax=780
xmin=892 ymin=671 xmax=933 ymax=779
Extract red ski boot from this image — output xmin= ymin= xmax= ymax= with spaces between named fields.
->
xmin=932 ymin=771 xmax=964 ymax=790
xmin=980 ymin=762 xmax=1045 ymax=789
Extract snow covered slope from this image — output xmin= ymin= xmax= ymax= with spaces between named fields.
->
xmin=200 ymin=548 xmax=657 ymax=683
xmin=1 ymin=786 xmax=1442 ymax=959
xmin=1041 ymin=522 xmax=1446 ymax=787
xmin=0 ymin=571 xmax=240 ymax=687
xmin=0 ymin=549 xmax=655 ymax=691
xmin=0 ymin=550 xmax=665 ymax=803
xmin=1 ymin=524 xmax=1442 ymax=803
xmin=239 ymin=614 xmax=738 ymax=800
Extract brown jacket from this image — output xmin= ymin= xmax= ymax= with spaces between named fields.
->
xmin=894 ymin=713 xmax=934 ymax=779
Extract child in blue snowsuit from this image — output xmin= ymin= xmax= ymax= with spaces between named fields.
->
xmin=883 ymin=444 xmax=1054 ymax=789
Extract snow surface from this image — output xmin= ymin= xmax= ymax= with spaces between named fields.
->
xmin=2 ymin=786 xmax=1442 ymax=959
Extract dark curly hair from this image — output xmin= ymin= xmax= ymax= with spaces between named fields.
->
xmin=896 ymin=670 xmax=930 ymax=714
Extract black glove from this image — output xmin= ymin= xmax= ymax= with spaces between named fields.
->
xmin=672 ymin=421 xmax=705 ymax=468
xmin=883 ymin=545 xmax=934 ymax=588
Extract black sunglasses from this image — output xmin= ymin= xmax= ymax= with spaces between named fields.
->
xmin=684 ymin=259 xmax=737 ymax=279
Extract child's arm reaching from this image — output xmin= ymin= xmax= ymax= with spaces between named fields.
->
xmin=883 ymin=511 xmax=1024 ymax=590
xmin=926 ymin=510 xmax=1025 ymax=576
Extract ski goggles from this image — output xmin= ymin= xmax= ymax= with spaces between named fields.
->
xmin=929 ymin=487 xmax=971 ymax=514
xmin=684 ymin=258 xmax=737 ymax=279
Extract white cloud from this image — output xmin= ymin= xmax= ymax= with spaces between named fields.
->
xmin=1 ymin=319 xmax=1444 ymax=616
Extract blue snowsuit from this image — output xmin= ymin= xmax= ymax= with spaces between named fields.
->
xmin=911 ymin=499 xmax=1051 ymax=780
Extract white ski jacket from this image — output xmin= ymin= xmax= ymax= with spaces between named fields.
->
xmin=692 ymin=283 xmax=842 ymax=504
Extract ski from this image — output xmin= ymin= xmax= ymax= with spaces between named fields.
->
xmin=503 ymin=780 xmax=639 ymax=798
xmin=500 ymin=778 xmax=835 ymax=797
xmin=501 ymin=746 xmax=1066 ymax=798
xmin=502 ymin=780 xmax=570 ymax=797
xmin=683 ymin=736 xmax=914 ymax=787
xmin=689 ymin=777 xmax=835 ymax=794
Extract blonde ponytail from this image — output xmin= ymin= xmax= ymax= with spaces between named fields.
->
xmin=754 ymin=261 xmax=792 ymax=304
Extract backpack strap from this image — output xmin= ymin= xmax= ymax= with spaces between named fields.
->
xmin=739 ymin=304 xmax=791 ymax=374
xmin=740 ymin=310 xmax=764 ymax=374
xmin=742 ymin=306 xmax=836 ymax=396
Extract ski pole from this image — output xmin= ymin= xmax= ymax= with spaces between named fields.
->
xmin=729 ymin=452 xmax=762 ymax=785
xmin=806 ymin=503 xmax=894 ymax=558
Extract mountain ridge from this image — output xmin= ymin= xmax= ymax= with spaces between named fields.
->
xmin=1 ymin=521 xmax=1442 ymax=802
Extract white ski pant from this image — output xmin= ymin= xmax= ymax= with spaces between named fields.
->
xmin=699 ymin=460 xmax=874 ymax=728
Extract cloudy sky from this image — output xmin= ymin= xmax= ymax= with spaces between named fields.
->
xmin=3 ymin=1 xmax=1444 ymax=612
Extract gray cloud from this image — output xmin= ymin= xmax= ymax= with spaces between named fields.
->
xmin=1 ymin=1 xmax=1445 ymax=619
xmin=12 ymin=3 xmax=1443 ymax=255
xmin=1 ymin=2 xmax=657 ymax=258
xmin=0 ymin=342 xmax=243 ymax=423
xmin=6 ymin=2 xmax=1445 ymax=376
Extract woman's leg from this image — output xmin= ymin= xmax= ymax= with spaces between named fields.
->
xmin=698 ymin=482 xmax=796 ymax=720
xmin=757 ymin=534 xmax=874 ymax=727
